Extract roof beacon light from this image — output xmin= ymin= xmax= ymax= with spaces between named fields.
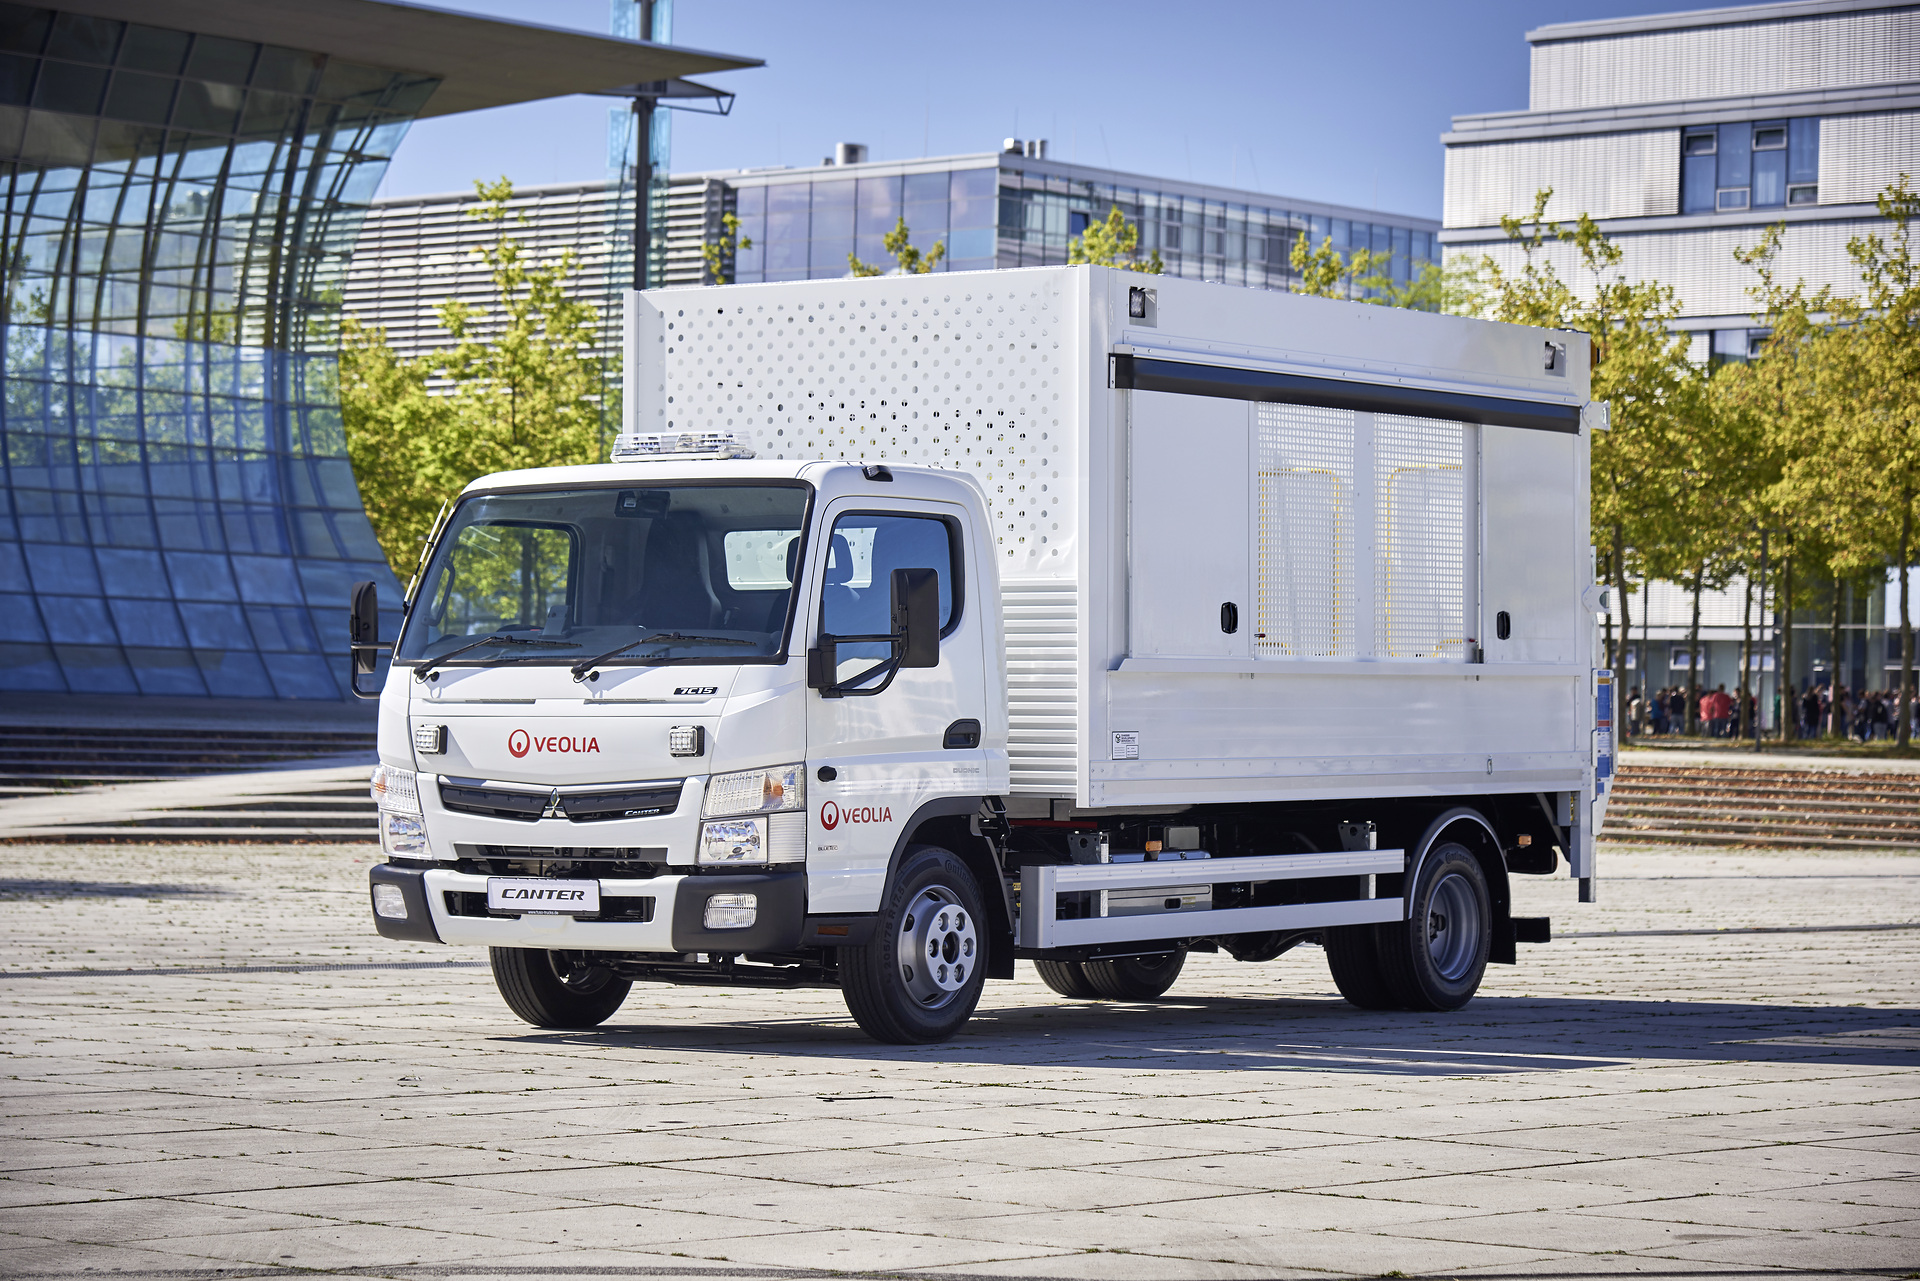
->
xmin=612 ymin=430 xmax=755 ymax=462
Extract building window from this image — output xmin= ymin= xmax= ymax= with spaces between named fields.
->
xmin=1683 ymin=117 xmax=1818 ymax=215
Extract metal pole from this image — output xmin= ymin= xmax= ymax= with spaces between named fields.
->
xmin=632 ymin=0 xmax=657 ymax=292
xmin=1755 ymin=529 xmax=1768 ymax=751
xmin=633 ymin=96 xmax=653 ymax=291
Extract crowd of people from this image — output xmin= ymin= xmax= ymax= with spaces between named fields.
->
xmin=1624 ymin=681 xmax=1919 ymax=741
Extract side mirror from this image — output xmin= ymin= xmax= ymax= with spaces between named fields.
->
xmin=347 ymin=580 xmax=389 ymax=700
xmin=808 ymin=567 xmax=941 ymax=697
xmin=349 ymin=581 xmax=379 ymax=674
xmin=892 ymin=567 xmax=939 ymax=668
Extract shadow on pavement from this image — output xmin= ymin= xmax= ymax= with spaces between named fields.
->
xmin=501 ymin=992 xmax=1920 ymax=1074
xmin=0 ymin=877 xmax=233 ymax=898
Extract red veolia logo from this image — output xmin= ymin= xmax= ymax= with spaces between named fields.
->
xmin=507 ymin=729 xmax=598 ymax=759
xmin=819 ymin=800 xmax=890 ymax=830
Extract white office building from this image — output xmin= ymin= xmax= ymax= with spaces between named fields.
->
xmin=1443 ymin=0 xmax=1920 ymax=717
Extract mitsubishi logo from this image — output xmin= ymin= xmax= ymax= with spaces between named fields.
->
xmin=541 ymin=790 xmax=564 ymax=819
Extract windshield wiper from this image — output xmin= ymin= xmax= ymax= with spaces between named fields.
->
xmin=570 ymin=631 xmax=756 ymax=682
xmin=413 ymin=633 xmax=576 ymax=682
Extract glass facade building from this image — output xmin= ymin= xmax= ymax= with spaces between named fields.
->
xmin=0 ymin=5 xmax=429 ymax=698
xmin=713 ymin=154 xmax=1440 ymax=299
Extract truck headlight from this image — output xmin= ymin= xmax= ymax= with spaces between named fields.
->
xmin=382 ymin=811 xmax=429 ymax=857
xmin=699 ymin=816 xmax=765 ymax=865
xmin=701 ymin=763 xmax=804 ymax=818
xmin=371 ymin=764 xmax=420 ymax=815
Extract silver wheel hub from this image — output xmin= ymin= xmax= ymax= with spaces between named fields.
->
xmin=896 ymin=886 xmax=977 ymax=1008
xmin=1425 ymin=872 xmax=1482 ymax=982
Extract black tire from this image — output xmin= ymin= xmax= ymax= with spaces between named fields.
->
xmin=840 ymin=846 xmax=988 ymax=1044
xmin=1375 ymin=841 xmax=1491 ymax=1012
xmin=1080 ymin=950 xmax=1185 ymax=1000
xmin=1324 ymin=925 xmax=1401 ymax=1009
xmin=489 ymin=948 xmax=632 ymax=1028
xmin=1033 ymin=959 xmax=1101 ymax=999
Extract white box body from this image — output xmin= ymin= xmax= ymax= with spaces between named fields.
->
xmin=626 ymin=266 xmax=1600 ymax=836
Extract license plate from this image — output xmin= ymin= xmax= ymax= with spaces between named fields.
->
xmin=486 ymin=877 xmax=600 ymax=915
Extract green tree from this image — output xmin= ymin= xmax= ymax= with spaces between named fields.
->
xmin=1067 ymin=205 xmax=1162 ymax=274
xmin=340 ymin=177 xmax=607 ymax=580
xmin=1290 ymin=234 xmax=1459 ymax=311
xmin=701 ymin=212 xmax=753 ymax=285
xmin=1722 ymin=222 xmax=1841 ymax=738
xmin=849 ymin=216 xmax=947 ymax=277
xmin=1762 ymin=178 xmax=1920 ymax=743
xmin=1289 ymin=235 xmax=1354 ymax=298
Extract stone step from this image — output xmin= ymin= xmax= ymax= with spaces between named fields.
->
xmin=3 ymin=826 xmax=381 ymax=843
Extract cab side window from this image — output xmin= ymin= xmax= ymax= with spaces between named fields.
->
xmin=822 ymin=513 xmax=959 ymax=664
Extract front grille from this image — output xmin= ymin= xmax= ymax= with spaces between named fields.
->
xmin=439 ymin=781 xmax=548 ymax=821
xmin=443 ymin=890 xmax=655 ymax=922
xmin=437 ymin=778 xmax=683 ymax=823
xmin=560 ymin=783 xmax=682 ymax=822
xmin=454 ymin=845 xmax=668 ymax=879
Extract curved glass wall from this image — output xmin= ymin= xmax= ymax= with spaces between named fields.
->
xmin=0 ymin=6 xmax=434 ymax=698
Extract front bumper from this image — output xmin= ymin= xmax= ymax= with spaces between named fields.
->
xmin=368 ymin=863 xmax=808 ymax=954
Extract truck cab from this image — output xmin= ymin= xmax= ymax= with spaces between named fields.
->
xmin=364 ymin=450 xmax=1012 ymax=1040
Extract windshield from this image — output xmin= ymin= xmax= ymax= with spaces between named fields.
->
xmin=395 ymin=483 xmax=812 ymax=667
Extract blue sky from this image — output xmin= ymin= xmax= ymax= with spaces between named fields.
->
xmin=380 ymin=0 xmax=1694 ymax=219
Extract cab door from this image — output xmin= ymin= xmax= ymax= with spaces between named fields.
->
xmin=804 ymin=498 xmax=987 ymax=915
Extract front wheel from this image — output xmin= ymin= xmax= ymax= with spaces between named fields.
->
xmin=840 ymin=846 xmax=988 ymax=1044
xmin=490 ymin=948 xmax=632 ymax=1028
xmin=1375 ymin=841 xmax=1491 ymax=1011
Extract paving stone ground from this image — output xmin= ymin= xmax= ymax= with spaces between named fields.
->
xmin=1 ymin=841 xmax=1916 ymax=1281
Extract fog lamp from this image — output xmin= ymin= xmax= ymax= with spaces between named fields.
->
xmin=372 ymin=883 xmax=409 ymax=920
xmin=703 ymin=892 xmax=758 ymax=930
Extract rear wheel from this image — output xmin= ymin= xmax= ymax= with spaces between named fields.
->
xmin=1081 ymin=950 xmax=1185 ymax=1000
xmin=1376 ymin=841 xmax=1491 ymax=1011
xmin=489 ymin=948 xmax=631 ymax=1028
xmin=1033 ymin=959 xmax=1100 ymax=999
xmin=1324 ymin=926 xmax=1400 ymax=1009
xmin=840 ymin=846 xmax=987 ymax=1044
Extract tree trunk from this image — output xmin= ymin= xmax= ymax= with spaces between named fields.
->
xmin=1686 ymin=561 xmax=1704 ymax=736
xmin=1902 ymin=504 xmax=1914 ymax=748
xmin=1828 ymin=574 xmax=1845 ymax=738
xmin=1739 ymin=573 xmax=1754 ymax=739
xmin=1612 ymin=521 xmax=1633 ymax=745
xmin=1781 ymin=555 xmax=1796 ymax=742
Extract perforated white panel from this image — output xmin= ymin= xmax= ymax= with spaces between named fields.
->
xmin=1255 ymin=403 xmax=1355 ymax=659
xmin=1375 ymin=415 xmax=1467 ymax=661
xmin=1821 ymin=112 xmax=1920 ymax=206
xmin=1529 ymin=9 xmax=1920 ymax=111
xmin=1444 ymin=133 xmax=1679 ymax=230
xmin=649 ymin=274 xmax=1076 ymax=577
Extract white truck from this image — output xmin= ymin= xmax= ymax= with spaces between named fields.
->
xmin=354 ymin=265 xmax=1615 ymax=1044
